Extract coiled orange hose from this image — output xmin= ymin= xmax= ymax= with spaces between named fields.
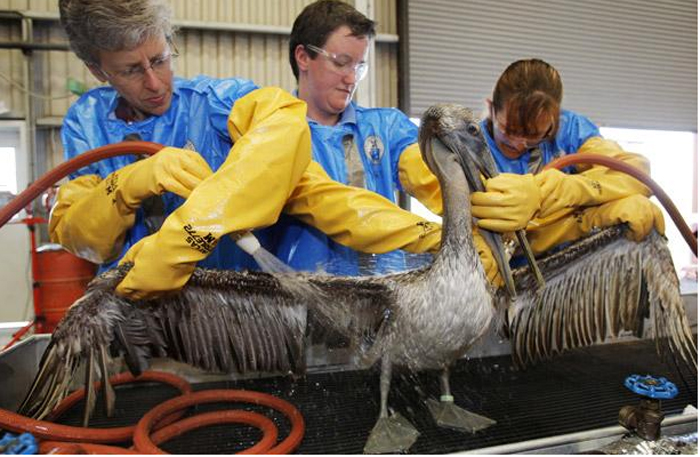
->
xmin=1 ymin=370 xmax=305 ymax=454
xmin=0 ymin=371 xmax=190 ymax=443
xmin=133 ymin=389 xmax=305 ymax=454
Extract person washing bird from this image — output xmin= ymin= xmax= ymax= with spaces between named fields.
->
xmin=271 ymin=0 xmax=503 ymax=279
xmin=399 ymin=58 xmax=665 ymax=270
xmin=50 ymin=0 xmax=445 ymax=300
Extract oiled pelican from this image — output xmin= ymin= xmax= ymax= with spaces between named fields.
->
xmin=18 ymin=105 xmax=696 ymax=454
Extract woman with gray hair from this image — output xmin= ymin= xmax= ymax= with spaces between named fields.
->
xmin=51 ymin=0 xmax=444 ymax=299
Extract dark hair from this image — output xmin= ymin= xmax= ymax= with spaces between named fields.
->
xmin=491 ymin=58 xmax=562 ymax=139
xmin=289 ymin=0 xmax=376 ymax=81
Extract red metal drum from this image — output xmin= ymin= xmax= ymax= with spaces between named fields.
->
xmin=33 ymin=244 xmax=96 ymax=333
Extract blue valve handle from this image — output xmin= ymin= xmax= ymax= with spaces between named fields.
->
xmin=0 ymin=433 xmax=38 ymax=455
xmin=624 ymin=374 xmax=679 ymax=400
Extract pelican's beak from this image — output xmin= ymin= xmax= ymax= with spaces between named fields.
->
xmin=435 ymin=133 xmax=518 ymax=298
xmin=449 ymin=127 xmax=546 ymax=294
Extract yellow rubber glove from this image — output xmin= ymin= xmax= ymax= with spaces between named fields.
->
xmin=472 ymin=227 xmax=503 ymax=287
xmin=527 ymin=195 xmax=665 ymax=254
xmin=536 ymin=137 xmax=652 ymax=218
xmin=398 ymin=143 xmax=444 ymax=215
xmin=398 ymin=145 xmax=540 ymax=236
xmin=470 ymin=173 xmax=541 ymax=232
xmin=526 ymin=211 xmax=586 ymax=254
xmin=285 ymin=161 xmax=442 ymax=255
xmin=49 ymin=174 xmax=109 ymax=263
xmin=580 ymin=195 xmax=665 ymax=242
xmin=49 ymin=147 xmax=212 ymax=264
xmin=116 ymin=87 xmax=311 ymax=299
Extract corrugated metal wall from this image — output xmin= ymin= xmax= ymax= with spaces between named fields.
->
xmin=406 ymin=0 xmax=697 ymax=132
xmin=0 ymin=0 xmax=399 ymax=173
xmin=0 ymin=0 xmax=399 ymax=118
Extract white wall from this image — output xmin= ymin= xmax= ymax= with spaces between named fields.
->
xmin=0 ymin=122 xmax=31 ymax=323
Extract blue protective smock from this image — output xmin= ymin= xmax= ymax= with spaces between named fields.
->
xmin=62 ymin=75 xmax=264 ymax=272
xmin=480 ymin=109 xmax=601 ymax=265
xmin=480 ymin=109 xmax=600 ymax=174
xmin=267 ymin=102 xmax=426 ymax=275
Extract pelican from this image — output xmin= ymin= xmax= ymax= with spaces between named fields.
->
xmin=18 ymin=105 xmax=696 ymax=454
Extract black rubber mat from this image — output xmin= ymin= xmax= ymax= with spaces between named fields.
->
xmin=54 ymin=339 xmax=697 ymax=454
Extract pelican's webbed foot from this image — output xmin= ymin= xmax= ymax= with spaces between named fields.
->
xmin=363 ymin=412 xmax=420 ymax=454
xmin=426 ymin=396 xmax=495 ymax=432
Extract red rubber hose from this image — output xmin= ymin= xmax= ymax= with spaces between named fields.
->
xmin=0 ymin=371 xmax=190 ymax=443
xmin=39 ymin=441 xmax=141 ymax=454
xmin=0 ymin=141 xmax=163 ymax=228
xmin=544 ymin=153 xmax=697 ymax=255
xmin=133 ymin=389 xmax=305 ymax=455
xmin=39 ymin=411 xmax=279 ymax=455
xmin=47 ymin=370 xmax=191 ymax=429
xmin=149 ymin=410 xmax=278 ymax=454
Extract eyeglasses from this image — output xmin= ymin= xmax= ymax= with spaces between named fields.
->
xmin=491 ymin=107 xmax=553 ymax=151
xmin=99 ymin=46 xmax=179 ymax=83
xmin=305 ymin=44 xmax=368 ymax=81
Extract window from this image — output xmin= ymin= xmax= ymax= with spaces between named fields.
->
xmin=601 ymin=128 xmax=697 ymax=281
xmin=0 ymin=146 xmax=17 ymax=194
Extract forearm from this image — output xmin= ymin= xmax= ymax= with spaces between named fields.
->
xmin=285 ymin=161 xmax=442 ymax=254
xmin=574 ymin=136 xmax=652 ymax=200
xmin=116 ymin=87 xmax=312 ymax=298
xmin=398 ymin=143 xmax=444 ymax=215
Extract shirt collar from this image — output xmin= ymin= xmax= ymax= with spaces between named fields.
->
xmin=337 ymin=102 xmax=356 ymax=125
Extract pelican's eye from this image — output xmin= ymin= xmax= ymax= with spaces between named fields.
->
xmin=466 ymin=122 xmax=480 ymax=136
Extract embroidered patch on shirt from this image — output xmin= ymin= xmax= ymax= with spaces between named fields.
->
xmin=364 ymin=135 xmax=385 ymax=164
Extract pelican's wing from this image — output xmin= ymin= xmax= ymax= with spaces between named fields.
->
xmin=17 ymin=265 xmax=132 ymax=421
xmin=141 ymin=269 xmax=308 ymax=375
xmin=18 ymin=266 xmax=312 ymax=422
xmin=304 ymin=273 xmax=397 ymax=358
xmin=503 ymin=226 xmax=696 ymax=369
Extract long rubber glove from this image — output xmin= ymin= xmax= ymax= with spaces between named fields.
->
xmin=49 ymin=147 xmax=212 ymax=263
xmin=527 ymin=195 xmax=665 ymax=254
xmin=398 ymin=143 xmax=444 ymax=215
xmin=536 ymin=137 xmax=651 ymax=218
xmin=115 ymin=88 xmax=311 ymax=299
xmin=284 ymin=161 xmax=442 ymax=255
xmin=470 ymin=173 xmax=541 ymax=232
xmin=472 ymin=226 xmax=503 ymax=287
xmin=285 ymin=161 xmax=503 ymax=283
xmin=400 ymin=144 xmax=541 ymax=234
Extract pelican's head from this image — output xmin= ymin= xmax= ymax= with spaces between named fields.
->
xmin=418 ymin=104 xmax=489 ymax=191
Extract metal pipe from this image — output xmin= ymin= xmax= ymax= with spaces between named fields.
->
xmin=462 ymin=412 xmax=697 ymax=455
xmin=0 ymin=9 xmax=400 ymax=43
xmin=0 ymin=42 xmax=70 ymax=51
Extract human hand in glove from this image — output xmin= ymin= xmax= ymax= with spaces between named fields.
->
xmin=535 ymin=168 xmax=602 ymax=218
xmin=116 ymin=146 xmax=213 ymax=210
xmin=48 ymin=147 xmax=212 ymax=264
xmin=527 ymin=194 xmax=665 ymax=255
xmin=581 ymin=195 xmax=665 ymax=242
xmin=535 ymin=158 xmax=651 ymax=220
xmin=471 ymin=173 xmax=541 ymax=232
xmin=115 ymin=223 xmax=201 ymax=300
xmin=473 ymin=227 xmax=504 ymax=287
